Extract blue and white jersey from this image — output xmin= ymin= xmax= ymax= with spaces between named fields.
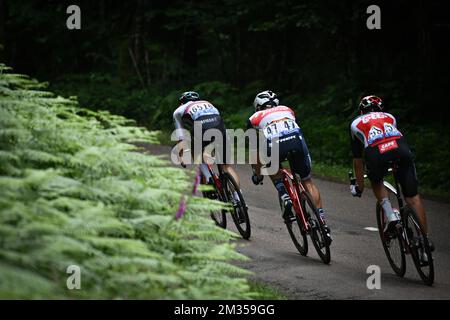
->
xmin=173 ymin=100 xmax=220 ymax=140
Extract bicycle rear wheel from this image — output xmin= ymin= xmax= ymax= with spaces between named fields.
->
xmin=404 ymin=205 xmax=434 ymax=285
xmin=376 ymin=199 xmax=406 ymax=277
xmin=223 ymin=173 xmax=251 ymax=239
xmin=302 ymin=191 xmax=330 ymax=264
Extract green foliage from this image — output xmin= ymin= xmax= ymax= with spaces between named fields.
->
xmin=51 ymin=72 xmax=449 ymax=196
xmin=51 ymin=77 xmax=256 ymax=131
xmin=0 ymin=64 xmax=263 ymax=299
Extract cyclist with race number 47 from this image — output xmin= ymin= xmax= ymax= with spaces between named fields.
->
xmin=247 ymin=90 xmax=332 ymax=244
xmin=349 ymin=95 xmax=434 ymax=253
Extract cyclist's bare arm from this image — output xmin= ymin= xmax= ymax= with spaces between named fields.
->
xmin=250 ymin=150 xmax=280 ymax=177
xmin=173 ymin=104 xmax=187 ymax=140
xmin=173 ymin=104 xmax=190 ymax=166
xmin=251 ymin=153 xmax=262 ymax=176
xmin=172 ymin=139 xmax=187 ymax=167
xmin=251 ymin=151 xmax=285 ymax=182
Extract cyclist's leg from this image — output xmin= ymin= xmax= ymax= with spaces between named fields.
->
xmin=291 ymin=135 xmax=323 ymax=212
xmin=396 ymin=139 xmax=428 ymax=234
xmin=302 ymin=179 xmax=322 ymax=208
xmin=298 ymin=153 xmax=322 ymax=209
xmin=397 ymin=139 xmax=433 ymax=253
xmin=215 ymin=118 xmax=241 ymax=188
xmin=405 ymin=194 xmax=427 ymax=233
xmin=266 ymin=140 xmax=292 ymax=217
xmin=366 ymin=144 xmax=399 ymax=231
xmin=292 ymin=138 xmax=331 ymax=241
xmin=199 ymin=162 xmax=212 ymax=183
xmin=221 ymin=164 xmax=240 ymax=187
xmin=371 ymin=180 xmax=389 ymax=202
xmin=270 ymin=169 xmax=294 ymax=219
xmin=269 ymin=169 xmax=287 ymax=196
xmin=365 ymin=144 xmax=388 ymax=204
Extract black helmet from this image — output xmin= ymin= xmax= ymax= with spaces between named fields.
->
xmin=179 ymin=91 xmax=200 ymax=105
xmin=359 ymin=95 xmax=383 ymax=114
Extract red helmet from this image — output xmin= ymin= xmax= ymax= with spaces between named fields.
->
xmin=359 ymin=95 xmax=383 ymax=114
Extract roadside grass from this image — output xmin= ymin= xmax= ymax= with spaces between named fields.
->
xmin=156 ymin=130 xmax=175 ymax=147
xmin=248 ymin=281 xmax=287 ymax=300
xmin=312 ymin=162 xmax=450 ymax=202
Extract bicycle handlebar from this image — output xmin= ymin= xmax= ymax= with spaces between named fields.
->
xmin=348 ymin=168 xmax=392 ymax=182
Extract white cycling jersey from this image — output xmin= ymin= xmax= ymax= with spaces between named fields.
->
xmin=247 ymin=105 xmax=300 ymax=140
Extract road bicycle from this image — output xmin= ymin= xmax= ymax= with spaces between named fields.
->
xmin=256 ymin=150 xmax=331 ymax=264
xmin=201 ymin=163 xmax=251 ymax=240
xmin=349 ymin=159 xmax=434 ymax=285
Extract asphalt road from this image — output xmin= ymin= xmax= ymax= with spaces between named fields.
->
xmin=148 ymin=144 xmax=450 ymax=300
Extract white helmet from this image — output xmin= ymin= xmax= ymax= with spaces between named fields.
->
xmin=253 ymin=90 xmax=279 ymax=111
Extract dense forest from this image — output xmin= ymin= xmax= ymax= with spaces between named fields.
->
xmin=1 ymin=1 xmax=450 ymax=193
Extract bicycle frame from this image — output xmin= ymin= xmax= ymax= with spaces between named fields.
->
xmin=280 ymin=167 xmax=310 ymax=232
xmin=204 ymin=163 xmax=224 ymax=195
xmin=388 ymin=165 xmax=404 ymax=211
xmin=380 ymin=163 xmax=413 ymax=254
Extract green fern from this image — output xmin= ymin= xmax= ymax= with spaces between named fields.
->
xmin=0 ymin=65 xmax=259 ymax=299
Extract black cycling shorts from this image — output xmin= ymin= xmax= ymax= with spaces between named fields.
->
xmin=267 ymin=131 xmax=312 ymax=180
xmin=365 ymin=137 xmax=418 ymax=197
xmin=190 ymin=114 xmax=230 ymax=164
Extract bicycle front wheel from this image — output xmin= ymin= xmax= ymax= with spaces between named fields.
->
xmin=285 ymin=209 xmax=308 ymax=256
xmin=203 ymin=184 xmax=227 ymax=229
xmin=376 ymin=200 xmax=406 ymax=277
xmin=301 ymin=191 xmax=331 ymax=264
xmin=223 ymin=173 xmax=251 ymax=239
xmin=405 ymin=205 xmax=434 ymax=285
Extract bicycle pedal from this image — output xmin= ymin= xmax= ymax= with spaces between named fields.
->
xmin=284 ymin=216 xmax=296 ymax=224
xmin=420 ymin=261 xmax=430 ymax=267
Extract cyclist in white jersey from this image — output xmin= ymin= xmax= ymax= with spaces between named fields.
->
xmin=248 ymin=90 xmax=331 ymax=244
xmin=173 ymin=91 xmax=240 ymax=189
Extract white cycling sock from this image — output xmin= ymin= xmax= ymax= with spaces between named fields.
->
xmin=380 ymin=198 xmax=398 ymax=222
xmin=200 ymin=163 xmax=212 ymax=182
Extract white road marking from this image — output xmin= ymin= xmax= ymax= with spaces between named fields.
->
xmin=364 ymin=227 xmax=378 ymax=232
